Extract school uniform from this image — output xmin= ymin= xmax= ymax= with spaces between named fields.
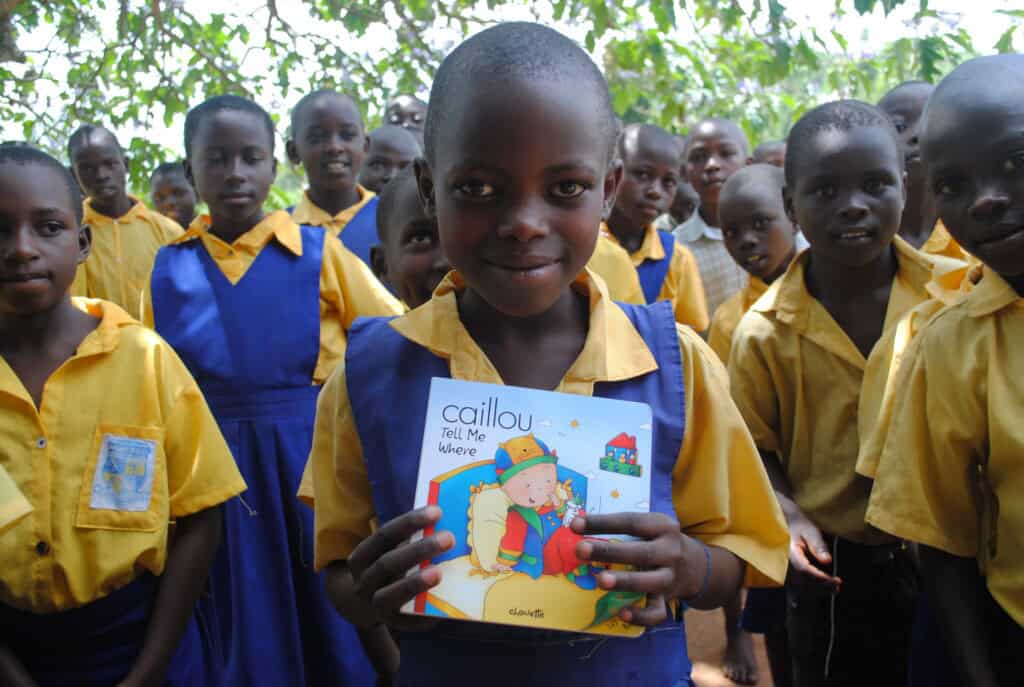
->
xmin=920 ymin=219 xmax=968 ymax=262
xmin=145 ymin=211 xmax=402 ymax=686
xmin=729 ymin=237 xmax=952 ymax=686
xmin=603 ymin=222 xmax=710 ymax=332
xmin=707 ymin=277 xmax=768 ymax=363
xmin=866 ymin=266 xmax=1024 ymax=631
xmin=291 ymin=185 xmax=379 ymax=266
xmin=585 ymin=231 xmax=644 ymax=304
xmin=0 ymin=465 xmax=31 ymax=534
xmin=71 ymin=197 xmax=183 ymax=320
xmin=0 ymin=298 xmax=245 ymax=687
xmin=299 ymin=269 xmax=789 ymax=687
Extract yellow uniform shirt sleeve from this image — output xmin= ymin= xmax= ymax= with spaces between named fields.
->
xmin=301 ymin=362 xmax=376 ymax=570
xmin=585 ymin=234 xmax=645 ymax=305
xmin=673 ymin=325 xmax=789 ymax=587
xmin=0 ymin=465 xmax=31 ymax=534
xmin=661 ymin=243 xmax=710 ymax=333
xmin=315 ymin=235 xmax=404 ymax=383
xmin=707 ymin=290 xmax=745 ymax=364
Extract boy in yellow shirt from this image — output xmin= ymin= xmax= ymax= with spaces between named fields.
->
xmin=0 ymin=144 xmax=244 ymax=686
xmin=300 ymin=22 xmax=788 ymax=686
xmin=150 ymin=161 xmax=198 ymax=230
xmin=68 ymin=125 xmax=183 ymax=319
xmin=729 ymin=100 xmax=955 ymax=686
xmin=866 ymin=54 xmax=1024 ymax=687
xmin=357 ymin=124 xmax=421 ymax=194
xmin=605 ymin=123 xmax=709 ymax=331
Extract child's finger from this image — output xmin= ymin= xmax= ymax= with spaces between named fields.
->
xmin=354 ymin=531 xmax=454 ymax=601
xmin=372 ymin=565 xmax=444 ymax=616
xmin=595 ymin=566 xmax=675 ymax=594
xmin=790 ymin=545 xmax=841 ymax=588
xmin=349 ymin=507 xmax=442 ymax=578
xmin=620 ymin=594 xmax=669 ymax=627
xmin=576 ymin=538 xmax=668 ymax=568
xmin=573 ymin=512 xmax=679 ymax=539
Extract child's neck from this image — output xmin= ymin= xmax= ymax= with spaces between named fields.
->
xmin=308 ymin=183 xmax=361 ymax=218
xmin=899 ymin=186 xmax=938 ymax=250
xmin=90 ymin=193 xmax=135 ymax=220
xmin=458 ymin=286 xmax=589 ymax=390
xmin=607 ymin=210 xmax=648 ymax=254
xmin=762 ymin=248 xmax=797 ymax=285
xmin=209 ymin=210 xmax=267 ymax=245
xmin=697 ymin=202 xmax=718 ymax=228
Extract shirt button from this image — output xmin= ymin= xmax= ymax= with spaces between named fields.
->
xmin=35 ymin=437 xmax=47 ymax=449
xmin=35 ymin=541 xmax=50 ymax=555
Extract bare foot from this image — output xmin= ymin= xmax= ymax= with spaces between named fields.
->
xmin=722 ymin=628 xmax=759 ymax=685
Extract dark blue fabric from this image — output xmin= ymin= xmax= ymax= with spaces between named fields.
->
xmin=636 ymin=230 xmax=676 ymax=304
xmin=345 ymin=298 xmax=692 ymax=685
xmin=151 ymin=227 xmax=374 ymax=686
xmin=291 ymin=196 xmax=379 ymax=267
xmin=0 ymin=575 xmax=207 ymax=687
xmin=740 ymin=587 xmax=787 ymax=634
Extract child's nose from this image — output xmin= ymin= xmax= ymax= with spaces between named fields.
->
xmin=969 ymin=187 xmax=1011 ymax=222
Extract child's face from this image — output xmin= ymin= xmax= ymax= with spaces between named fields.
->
xmin=0 ymin=163 xmax=89 ymax=315
xmin=501 ymin=462 xmax=558 ymax=508
xmin=879 ymin=84 xmax=932 ymax=194
xmin=386 ymin=96 xmax=427 ymax=134
xmin=613 ymin=130 xmax=680 ymax=233
xmin=785 ymin=126 xmax=905 ymax=268
xmin=151 ymin=172 xmax=197 ymax=228
xmin=686 ymin=123 xmax=748 ymax=210
xmin=186 ymin=109 xmax=276 ymax=233
xmin=373 ymin=177 xmax=449 ymax=309
xmin=924 ymin=97 xmax=1024 ymax=281
xmin=288 ymin=95 xmax=366 ymax=198
xmin=671 ymin=180 xmax=699 ymax=224
xmin=72 ymin=133 xmax=128 ymax=207
xmin=720 ymin=179 xmax=797 ymax=283
xmin=418 ymin=79 xmax=618 ymax=318
xmin=358 ymin=129 xmax=420 ymax=194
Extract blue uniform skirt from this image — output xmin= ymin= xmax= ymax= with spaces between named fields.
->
xmin=204 ymin=387 xmax=375 ymax=686
xmin=0 ymin=574 xmax=207 ymax=686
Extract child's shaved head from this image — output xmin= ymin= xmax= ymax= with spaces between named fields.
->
xmin=685 ymin=118 xmax=750 ymax=157
xmin=618 ymin=123 xmax=681 ymax=159
xmin=720 ymin=162 xmax=785 ymax=207
xmin=67 ymin=124 xmax=122 ymax=164
xmin=424 ymin=22 xmax=617 ymax=164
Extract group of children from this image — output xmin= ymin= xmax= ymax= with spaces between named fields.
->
xmin=0 ymin=19 xmax=1019 ymax=687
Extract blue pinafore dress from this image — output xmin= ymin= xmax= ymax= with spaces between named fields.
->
xmin=291 ymin=196 xmax=379 ymax=267
xmin=345 ymin=299 xmax=696 ymax=687
xmin=150 ymin=225 xmax=374 ymax=686
xmin=636 ymin=230 xmax=676 ymax=305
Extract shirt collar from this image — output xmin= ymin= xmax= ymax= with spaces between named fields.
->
xmin=743 ymin=277 xmax=769 ymax=310
xmin=390 ymin=269 xmax=659 ymax=386
xmin=173 ymin=210 xmax=303 ymax=256
xmin=674 ymin=210 xmax=723 ymax=243
xmin=966 ymin=266 xmax=1024 ymax=317
xmin=82 ymin=196 xmax=149 ymax=225
xmin=602 ymin=222 xmax=665 ymax=265
xmin=290 ymin=186 xmax=375 ymax=233
xmin=920 ymin=219 xmax=956 ymax=254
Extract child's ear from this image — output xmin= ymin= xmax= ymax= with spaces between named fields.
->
xmin=363 ymin=132 xmax=371 ymax=154
xmin=182 ymin=159 xmax=197 ymax=192
xmin=78 ymin=224 xmax=92 ymax=264
xmin=782 ymin=185 xmax=798 ymax=226
xmin=271 ymin=157 xmax=279 ymax=181
xmin=602 ymin=159 xmax=624 ymax=219
xmin=413 ymin=157 xmax=436 ymax=218
xmin=369 ymin=244 xmax=391 ymax=287
xmin=901 ymin=169 xmax=908 ymax=207
xmin=285 ymin=140 xmax=301 ymax=166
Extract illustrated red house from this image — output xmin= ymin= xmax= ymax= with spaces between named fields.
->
xmin=605 ymin=433 xmax=638 ymax=465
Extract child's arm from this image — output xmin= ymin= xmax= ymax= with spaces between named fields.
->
xmin=918 ymin=545 xmax=1001 ymax=687
xmin=116 ymin=506 xmax=222 ymax=687
xmin=0 ymin=645 xmax=37 ymax=687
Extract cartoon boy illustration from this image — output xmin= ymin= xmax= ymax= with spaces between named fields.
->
xmin=491 ymin=434 xmax=598 ymax=590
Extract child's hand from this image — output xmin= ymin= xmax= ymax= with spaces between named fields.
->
xmin=571 ymin=512 xmax=706 ymax=627
xmin=348 ymin=505 xmax=454 ymax=631
xmin=787 ymin=516 xmax=841 ymax=597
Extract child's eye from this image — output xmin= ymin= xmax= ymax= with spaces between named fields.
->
xmin=753 ymin=215 xmax=768 ymax=230
xmin=893 ymin=121 xmax=908 ymax=134
xmin=455 ymin=181 xmax=496 ymax=199
xmin=40 ymin=221 xmax=65 ymax=235
xmin=934 ymin=177 xmax=960 ymax=197
xmin=551 ymin=181 xmax=586 ymax=199
xmin=663 ymin=177 xmax=678 ymax=189
xmin=813 ymin=184 xmax=836 ymax=198
xmin=864 ymin=178 xmax=885 ymax=194
xmin=1003 ymin=152 xmax=1024 ymax=174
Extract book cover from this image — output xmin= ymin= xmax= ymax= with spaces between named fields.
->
xmin=402 ymin=377 xmax=653 ymax=637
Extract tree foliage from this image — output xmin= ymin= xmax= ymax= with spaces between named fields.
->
xmin=0 ymin=0 xmax=1018 ymax=202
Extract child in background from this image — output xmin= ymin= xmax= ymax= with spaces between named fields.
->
xmin=0 ymin=144 xmax=245 ymax=686
xmin=357 ymin=124 xmax=422 ymax=194
xmin=605 ymin=123 xmax=709 ymax=331
xmin=287 ymin=89 xmax=379 ymax=266
xmin=677 ymin=118 xmax=751 ymax=317
xmin=729 ymin=100 xmax=957 ymax=686
xmin=384 ymin=94 xmax=428 ymax=141
xmin=752 ymin=140 xmax=786 ymax=168
xmin=654 ymin=136 xmax=699 ymax=232
xmin=877 ymin=81 xmax=967 ymax=261
xmin=866 ymin=54 xmax=1024 ymax=687
xmin=150 ymin=161 xmax=198 ymax=230
xmin=68 ymin=125 xmax=182 ymax=319
xmin=144 ymin=95 xmax=401 ymax=686
xmin=300 ymin=22 xmax=788 ymax=687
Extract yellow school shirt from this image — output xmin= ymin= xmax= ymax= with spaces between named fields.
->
xmin=729 ymin=237 xmax=949 ymax=544
xmin=71 ymin=197 xmax=183 ymax=321
xmin=708 ymin=277 xmax=768 ymax=364
xmin=0 ymin=465 xmax=31 ymax=534
xmin=0 ymin=299 xmax=246 ymax=613
xmin=603 ymin=223 xmax=710 ymax=332
xmin=920 ymin=219 xmax=968 ymax=262
xmin=865 ymin=268 xmax=1024 ymax=624
xmin=585 ymin=232 xmax=645 ymax=305
xmin=142 ymin=212 xmax=403 ymax=384
xmin=291 ymin=186 xmax=376 ymax=236
xmin=299 ymin=270 xmax=790 ymax=588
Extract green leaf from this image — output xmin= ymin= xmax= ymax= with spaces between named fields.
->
xmin=995 ymin=27 xmax=1017 ymax=54
xmin=587 ymin=590 xmax=644 ymax=630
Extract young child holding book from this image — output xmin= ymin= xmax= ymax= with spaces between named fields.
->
xmin=866 ymin=54 xmax=1024 ymax=687
xmin=0 ymin=144 xmax=245 ymax=686
xmin=144 ymin=95 xmax=401 ymax=685
xmin=300 ymin=22 xmax=788 ymax=686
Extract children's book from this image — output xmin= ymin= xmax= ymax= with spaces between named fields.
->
xmin=402 ymin=377 xmax=653 ymax=637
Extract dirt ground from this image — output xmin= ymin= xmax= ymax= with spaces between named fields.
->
xmin=686 ymin=609 xmax=774 ymax=687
